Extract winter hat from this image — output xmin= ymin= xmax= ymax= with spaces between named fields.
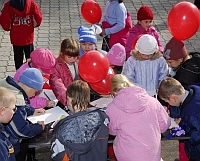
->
xmin=137 ymin=6 xmax=154 ymax=21
xmin=78 ymin=26 xmax=97 ymax=44
xmin=106 ymin=43 xmax=126 ymax=66
xmin=135 ymin=34 xmax=158 ymax=55
xmin=163 ymin=37 xmax=187 ymax=60
xmin=19 ymin=68 xmax=44 ymax=91
xmin=31 ymin=48 xmax=56 ymax=74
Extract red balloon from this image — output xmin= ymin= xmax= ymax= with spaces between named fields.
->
xmin=132 ymin=34 xmax=143 ymax=49
xmin=78 ymin=50 xmax=109 ymax=83
xmin=168 ymin=2 xmax=199 ymax=40
xmin=81 ymin=0 xmax=102 ymax=24
xmin=89 ymin=67 xmax=115 ymax=95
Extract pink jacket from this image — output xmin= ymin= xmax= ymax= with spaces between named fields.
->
xmin=125 ymin=23 xmax=163 ymax=58
xmin=49 ymin=57 xmax=78 ymax=106
xmin=106 ymin=86 xmax=170 ymax=161
xmin=14 ymin=62 xmax=47 ymax=108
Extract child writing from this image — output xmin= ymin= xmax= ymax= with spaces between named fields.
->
xmin=51 ymin=80 xmax=109 ymax=161
xmin=158 ymin=77 xmax=200 ymax=161
xmin=0 ymin=87 xmax=17 ymax=161
xmin=0 ymin=68 xmax=45 ymax=161
xmin=122 ymin=34 xmax=168 ymax=96
xmin=49 ymin=38 xmax=79 ymax=106
xmin=106 ymin=74 xmax=170 ymax=161
xmin=106 ymin=43 xmax=126 ymax=74
xmin=0 ymin=0 xmax=42 ymax=70
xmin=125 ymin=5 xmax=163 ymax=58
xmin=101 ymin=0 xmax=132 ymax=51
xmin=163 ymin=37 xmax=200 ymax=161
xmin=14 ymin=48 xmax=56 ymax=109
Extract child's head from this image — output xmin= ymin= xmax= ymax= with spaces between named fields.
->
xmin=135 ymin=34 xmax=158 ymax=60
xmin=0 ymin=87 xmax=16 ymax=123
xmin=66 ymin=80 xmax=90 ymax=113
xmin=163 ymin=37 xmax=188 ymax=68
xmin=59 ymin=38 xmax=80 ymax=65
xmin=30 ymin=48 xmax=56 ymax=74
xmin=18 ymin=68 xmax=44 ymax=98
xmin=78 ymin=26 xmax=97 ymax=53
xmin=111 ymin=74 xmax=134 ymax=97
xmin=137 ymin=6 xmax=154 ymax=30
xmin=158 ymin=77 xmax=185 ymax=106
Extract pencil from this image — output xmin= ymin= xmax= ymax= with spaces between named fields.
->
xmin=44 ymin=92 xmax=51 ymax=100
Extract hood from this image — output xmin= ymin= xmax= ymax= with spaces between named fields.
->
xmin=10 ymin=0 xmax=31 ymax=14
xmin=54 ymin=108 xmax=106 ymax=154
xmin=112 ymin=86 xmax=150 ymax=113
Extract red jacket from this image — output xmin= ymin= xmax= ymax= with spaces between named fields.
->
xmin=49 ymin=58 xmax=78 ymax=106
xmin=0 ymin=0 xmax=42 ymax=45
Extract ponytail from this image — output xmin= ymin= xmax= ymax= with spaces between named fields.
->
xmin=118 ymin=0 xmax=124 ymax=3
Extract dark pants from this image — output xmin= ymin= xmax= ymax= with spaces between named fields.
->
xmin=101 ymin=36 xmax=110 ymax=52
xmin=194 ymin=0 xmax=200 ymax=9
xmin=13 ymin=43 xmax=34 ymax=70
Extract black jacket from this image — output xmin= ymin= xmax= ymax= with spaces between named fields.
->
xmin=51 ymin=108 xmax=109 ymax=161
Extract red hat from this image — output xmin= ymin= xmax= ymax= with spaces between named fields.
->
xmin=163 ymin=37 xmax=187 ymax=60
xmin=137 ymin=6 xmax=154 ymax=21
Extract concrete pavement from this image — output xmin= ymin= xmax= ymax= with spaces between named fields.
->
xmin=1 ymin=0 xmax=199 ymax=160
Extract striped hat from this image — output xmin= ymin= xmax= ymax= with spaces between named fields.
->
xmin=78 ymin=26 xmax=97 ymax=44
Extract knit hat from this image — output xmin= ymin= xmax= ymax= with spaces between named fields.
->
xmin=137 ymin=6 xmax=154 ymax=21
xmin=163 ymin=37 xmax=187 ymax=60
xmin=106 ymin=43 xmax=126 ymax=66
xmin=19 ymin=68 xmax=44 ymax=91
xmin=78 ymin=26 xmax=97 ymax=44
xmin=135 ymin=34 xmax=158 ymax=55
xmin=31 ymin=48 xmax=56 ymax=74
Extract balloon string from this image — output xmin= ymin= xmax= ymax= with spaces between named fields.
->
xmin=103 ymin=37 xmax=110 ymax=51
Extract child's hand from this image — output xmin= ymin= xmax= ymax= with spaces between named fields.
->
xmin=37 ymin=121 xmax=45 ymax=130
xmin=46 ymin=100 xmax=55 ymax=107
xmin=34 ymin=108 xmax=46 ymax=115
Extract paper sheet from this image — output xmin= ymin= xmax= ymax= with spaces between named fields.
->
xmin=90 ymin=97 xmax=113 ymax=108
xmin=39 ymin=89 xmax=58 ymax=105
xmin=169 ymin=118 xmax=179 ymax=129
xmin=27 ymin=106 xmax=69 ymax=125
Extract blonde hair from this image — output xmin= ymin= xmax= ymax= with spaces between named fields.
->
xmin=59 ymin=38 xmax=80 ymax=57
xmin=111 ymin=74 xmax=134 ymax=93
xmin=66 ymin=80 xmax=90 ymax=112
xmin=158 ymin=77 xmax=185 ymax=100
xmin=0 ymin=87 xmax=16 ymax=108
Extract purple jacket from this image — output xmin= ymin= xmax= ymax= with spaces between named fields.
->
xmin=125 ymin=23 xmax=163 ymax=58
xmin=14 ymin=62 xmax=47 ymax=108
xmin=106 ymin=86 xmax=170 ymax=161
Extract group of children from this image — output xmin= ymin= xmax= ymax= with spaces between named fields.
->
xmin=0 ymin=0 xmax=200 ymax=161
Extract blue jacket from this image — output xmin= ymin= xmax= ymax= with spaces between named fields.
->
xmin=0 ymin=124 xmax=16 ymax=161
xmin=170 ymin=85 xmax=200 ymax=161
xmin=3 ymin=76 xmax=43 ymax=154
xmin=51 ymin=108 xmax=109 ymax=161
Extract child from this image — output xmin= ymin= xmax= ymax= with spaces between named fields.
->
xmin=0 ymin=87 xmax=17 ymax=161
xmin=122 ymin=34 xmax=168 ymax=96
xmin=101 ymin=0 xmax=132 ymax=51
xmin=106 ymin=74 xmax=170 ymax=161
xmin=14 ymin=48 xmax=56 ymax=109
xmin=49 ymin=38 xmax=79 ymax=106
xmin=158 ymin=77 xmax=200 ymax=161
xmin=125 ymin=5 xmax=163 ymax=59
xmin=163 ymin=37 xmax=200 ymax=161
xmin=51 ymin=80 xmax=109 ymax=161
xmin=0 ymin=0 xmax=42 ymax=70
xmin=0 ymin=68 xmax=45 ymax=161
xmin=106 ymin=43 xmax=126 ymax=74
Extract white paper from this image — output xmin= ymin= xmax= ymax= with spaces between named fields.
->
xmin=27 ymin=106 xmax=69 ymax=125
xmin=169 ymin=118 xmax=179 ymax=129
xmin=90 ymin=97 xmax=113 ymax=108
xmin=39 ymin=89 xmax=58 ymax=106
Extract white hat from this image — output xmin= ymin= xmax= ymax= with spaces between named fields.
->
xmin=135 ymin=34 xmax=158 ymax=55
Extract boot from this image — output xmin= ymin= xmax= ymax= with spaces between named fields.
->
xmin=26 ymin=148 xmax=38 ymax=161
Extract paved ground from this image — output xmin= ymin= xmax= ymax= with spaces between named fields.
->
xmin=1 ymin=0 xmax=199 ymax=160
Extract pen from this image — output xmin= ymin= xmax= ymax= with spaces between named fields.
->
xmin=44 ymin=92 xmax=51 ymax=100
